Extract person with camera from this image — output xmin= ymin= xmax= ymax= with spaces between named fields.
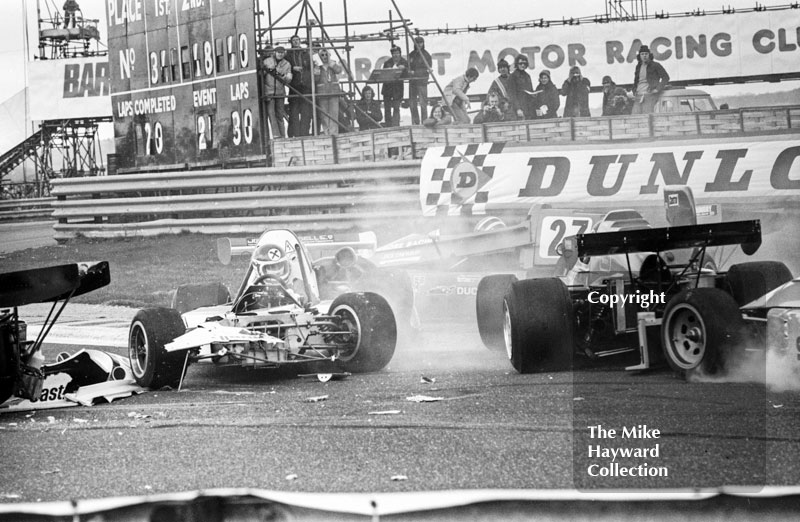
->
xmin=561 ymin=66 xmax=591 ymax=117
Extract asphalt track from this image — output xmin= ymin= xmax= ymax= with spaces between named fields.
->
xmin=1 ymin=304 xmax=799 ymax=503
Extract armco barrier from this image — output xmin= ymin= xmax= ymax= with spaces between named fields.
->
xmin=50 ymin=161 xmax=422 ymax=240
xmin=0 ymin=197 xmax=55 ymax=221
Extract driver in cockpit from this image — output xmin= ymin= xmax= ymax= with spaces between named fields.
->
xmin=249 ymin=244 xmax=307 ymax=307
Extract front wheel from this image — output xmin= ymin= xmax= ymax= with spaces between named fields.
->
xmin=330 ymin=292 xmax=397 ymax=373
xmin=504 ymin=278 xmax=574 ymax=374
xmin=661 ymin=288 xmax=744 ymax=379
xmin=128 ymin=308 xmax=187 ymax=389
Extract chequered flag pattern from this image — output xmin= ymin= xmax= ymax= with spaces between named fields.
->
xmin=424 ymin=143 xmax=506 ymax=216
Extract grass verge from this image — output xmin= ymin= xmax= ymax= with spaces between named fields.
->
xmin=0 ymin=234 xmax=248 ymax=307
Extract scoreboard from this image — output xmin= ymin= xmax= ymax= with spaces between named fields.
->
xmin=106 ymin=0 xmax=262 ymax=169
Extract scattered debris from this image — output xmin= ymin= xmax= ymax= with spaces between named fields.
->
xmin=406 ymin=395 xmax=444 ymax=403
xmin=368 ymin=410 xmax=402 ymax=415
xmin=41 ymin=469 xmax=61 ymax=475
xmin=72 ymin=418 xmax=89 ymax=424
xmin=298 ymin=373 xmax=351 ymax=382
xmin=302 ymin=395 xmax=329 ymax=403
xmin=390 ymin=475 xmax=408 ymax=481
xmin=420 ymin=375 xmax=436 ymax=384
xmin=210 ymin=390 xmax=255 ymax=395
xmin=285 ymin=474 xmax=298 ymax=481
xmin=127 ymin=412 xmax=152 ymax=419
xmin=772 ymin=404 xmax=784 ymax=409
xmin=573 ymin=397 xmax=585 ymax=401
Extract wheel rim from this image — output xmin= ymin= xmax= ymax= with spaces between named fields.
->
xmin=332 ymin=304 xmax=362 ymax=362
xmin=129 ymin=321 xmax=149 ymax=379
xmin=502 ymin=300 xmax=513 ymax=361
xmin=665 ymin=304 xmax=706 ymax=370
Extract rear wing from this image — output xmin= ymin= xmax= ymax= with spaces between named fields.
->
xmin=0 ymin=261 xmax=110 ymax=308
xmin=217 ymin=232 xmax=378 ymax=265
xmin=569 ymin=220 xmax=761 ymax=258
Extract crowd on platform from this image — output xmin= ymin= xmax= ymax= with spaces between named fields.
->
xmin=260 ymin=37 xmax=670 ymax=138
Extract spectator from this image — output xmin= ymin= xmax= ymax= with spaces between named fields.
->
xmin=444 ymin=67 xmax=479 ymax=124
xmin=423 ymin=104 xmax=453 ymax=128
xmin=488 ymin=59 xmax=512 ymax=105
xmin=408 ymin=36 xmax=432 ymax=125
xmin=355 ymin=86 xmax=383 ymax=130
xmin=263 ymin=46 xmax=292 ymax=139
xmin=63 ymin=0 xmax=80 ymax=28
xmin=508 ymin=54 xmax=535 ymax=120
xmin=561 ymin=66 xmax=591 ymax=117
xmin=314 ymin=48 xmax=343 ymax=135
xmin=719 ymin=103 xmax=730 ymax=110
xmin=632 ymin=44 xmax=670 ymax=114
xmin=338 ymin=97 xmax=355 ymax=133
xmin=473 ymin=93 xmax=503 ymax=124
xmin=499 ymin=98 xmax=517 ymax=121
xmin=600 ymin=75 xmax=617 ymax=116
xmin=604 ymin=87 xmax=633 ymax=115
xmin=381 ymin=45 xmax=408 ymax=127
xmin=533 ymin=70 xmax=559 ymax=119
xmin=286 ymin=34 xmax=312 ymax=137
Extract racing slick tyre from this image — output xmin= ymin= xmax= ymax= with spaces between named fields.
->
xmin=661 ymin=288 xmax=745 ymax=379
xmin=128 ymin=308 xmax=187 ymax=389
xmin=476 ymin=274 xmax=518 ymax=352
xmin=330 ymin=292 xmax=396 ymax=373
xmin=171 ymin=282 xmax=230 ymax=314
xmin=503 ymin=278 xmax=573 ymax=374
xmin=725 ymin=261 xmax=792 ymax=307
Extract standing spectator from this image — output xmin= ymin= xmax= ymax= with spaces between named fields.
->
xmin=508 ymin=55 xmax=535 ymax=120
xmin=561 ymin=66 xmax=591 ymax=117
xmin=488 ymin=59 xmax=512 ymax=105
xmin=632 ymin=44 xmax=670 ymax=114
xmin=473 ymin=92 xmax=503 ymax=124
xmin=423 ymin=104 xmax=453 ymax=128
xmin=605 ymin=87 xmax=633 ymax=115
xmin=533 ymin=70 xmax=560 ymax=119
xmin=600 ymin=75 xmax=617 ymax=116
xmin=408 ymin=36 xmax=432 ymax=125
xmin=263 ymin=46 xmax=292 ymax=139
xmin=63 ymin=0 xmax=80 ymax=28
xmin=444 ymin=67 xmax=479 ymax=124
xmin=286 ymin=35 xmax=312 ymax=137
xmin=355 ymin=86 xmax=383 ymax=130
xmin=314 ymin=48 xmax=343 ymax=135
xmin=381 ymin=46 xmax=408 ymax=127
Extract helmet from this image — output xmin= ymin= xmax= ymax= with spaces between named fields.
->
xmin=252 ymin=244 xmax=292 ymax=283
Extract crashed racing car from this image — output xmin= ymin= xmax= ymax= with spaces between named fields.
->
xmin=477 ymin=219 xmax=796 ymax=378
xmin=1 ymin=262 xmax=111 ymax=404
xmin=128 ymin=229 xmax=398 ymax=389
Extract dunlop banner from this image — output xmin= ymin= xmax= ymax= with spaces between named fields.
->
xmin=420 ymin=136 xmax=800 ymax=216
xmin=28 ymin=57 xmax=111 ymax=121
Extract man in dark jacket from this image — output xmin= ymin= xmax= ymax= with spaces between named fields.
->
xmin=560 ymin=66 xmax=591 ymax=117
xmin=381 ymin=46 xmax=408 ymax=127
xmin=408 ymin=36 xmax=432 ymax=125
xmin=631 ymin=44 xmax=670 ymax=114
xmin=600 ymin=76 xmax=617 ymax=116
xmin=286 ymin=35 xmax=313 ymax=137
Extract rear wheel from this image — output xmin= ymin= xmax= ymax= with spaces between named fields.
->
xmin=661 ymin=288 xmax=744 ymax=378
xmin=330 ymin=292 xmax=396 ymax=373
xmin=476 ymin=274 xmax=517 ymax=352
xmin=128 ymin=308 xmax=187 ymax=389
xmin=726 ymin=261 xmax=792 ymax=306
xmin=503 ymin=278 xmax=574 ymax=374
